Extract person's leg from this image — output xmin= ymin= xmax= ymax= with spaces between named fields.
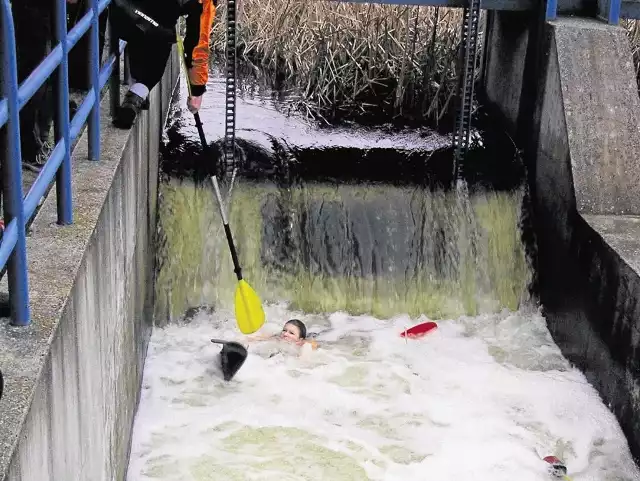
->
xmin=0 ymin=127 xmax=5 ymax=212
xmin=113 ymin=38 xmax=173 ymax=128
xmin=129 ymin=40 xmax=174 ymax=95
xmin=110 ymin=0 xmax=177 ymax=128
xmin=68 ymin=0 xmax=109 ymax=90
xmin=34 ymin=67 xmax=55 ymax=159
xmin=12 ymin=2 xmax=53 ymax=171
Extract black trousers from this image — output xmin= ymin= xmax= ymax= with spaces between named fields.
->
xmin=0 ymin=1 xmax=109 ymax=162
xmin=67 ymin=0 xmax=109 ymax=90
xmin=111 ymin=0 xmax=177 ymax=92
xmin=10 ymin=2 xmax=55 ymax=163
xmin=128 ymin=39 xmax=173 ymax=92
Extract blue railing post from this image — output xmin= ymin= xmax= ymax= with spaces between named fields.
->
xmin=606 ymin=0 xmax=621 ymax=23
xmin=545 ymin=0 xmax=558 ymax=20
xmin=597 ymin=0 xmax=621 ymax=23
xmin=124 ymin=49 xmax=131 ymax=86
xmin=88 ymin=0 xmax=101 ymax=160
xmin=1 ymin=0 xmax=31 ymax=326
xmin=109 ymin=3 xmax=121 ymax=117
xmin=0 ymin=0 xmax=129 ymax=326
xmin=54 ymin=0 xmax=73 ymax=225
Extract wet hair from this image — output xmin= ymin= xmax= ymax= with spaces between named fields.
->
xmin=285 ymin=319 xmax=307 ymax=339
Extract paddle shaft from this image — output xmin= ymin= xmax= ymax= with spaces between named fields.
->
xmin=178 ymin=31 xmax=246 ymax=288
xmin=176 ymin=31 xmax=208 ymax=149
xmin=193 ymin=112 xmax=207 ymax=149
xmin=212 ymin=176 xmax=243 ymax=281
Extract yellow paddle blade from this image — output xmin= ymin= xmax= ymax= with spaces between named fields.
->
xmin=234 ymin=279 xmax=265 ymax=334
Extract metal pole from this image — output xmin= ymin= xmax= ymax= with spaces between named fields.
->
xmin=545 ymin=0 xmax=558 ymax=20
xmin=1 ymin=0 xmax=31 ymax=326
xmin=108 ymin=2 xmax=121 ymax=117
xmin=88 ymin=0 xmax=101 ymax=160
xmin=54 ymin=0 xmax=73 ymax=224
xmin=224 ymin=0 xmax=237 ymax=173
xmin=607 ymin=0 xmax=621 ymax=24
xmin=123 ymin=48 xmax=131 ymax=85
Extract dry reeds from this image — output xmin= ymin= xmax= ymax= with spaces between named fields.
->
xmin=624 ymin=20 xmax=640 ymax=90
xmin=211 ymin=1 xmax=472 ymax=126
xmin=210 ymin=3 xmax=640 ymax=125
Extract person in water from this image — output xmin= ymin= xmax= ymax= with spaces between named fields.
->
xmin=248 ymin=319 xmax=318 ymax=350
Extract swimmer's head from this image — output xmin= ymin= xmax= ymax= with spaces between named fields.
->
xmin=281 ymin=319 xmax=307 ymax=342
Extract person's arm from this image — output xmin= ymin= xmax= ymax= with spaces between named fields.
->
xmin=183 ymin=0 xmax=216 ymax=111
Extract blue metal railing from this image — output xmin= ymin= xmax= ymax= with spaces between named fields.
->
xmin=0 ymin=0 xmax=127 ymax=326
xmin=546 ymin=0 xmax=622 ymax=22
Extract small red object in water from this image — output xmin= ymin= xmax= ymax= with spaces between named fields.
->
xmin=400 ymin=321 xmax=438 ymax=339
xmin=543 ymin=456 xmax=568 ymax=477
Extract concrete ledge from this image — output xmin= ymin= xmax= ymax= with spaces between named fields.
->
xmin=542 ymin=213 xmax=640 ymax=460
xmin=0 ymin=49 xmax=179 ymax=480
xmin=552 ymin=18 xmax=640 ymax=216
xmin=584 ymin=215 xmax=640 ymax=273
xmin=531 ymin=18 xmax=640 ymax=461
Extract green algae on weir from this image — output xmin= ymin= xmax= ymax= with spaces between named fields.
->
xmin=153 ymin=178 xmax=532 ymax=323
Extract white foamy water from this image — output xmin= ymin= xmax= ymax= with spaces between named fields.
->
xmin=126 ymin=303 xmax=640 ymax=481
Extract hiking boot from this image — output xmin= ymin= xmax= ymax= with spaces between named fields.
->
xmin=22 ymin=141 xmax=52 ymax=173
xmin=113 ymin=90 xmax=149 ymax=129
xmin=22 ymin=160 xmax=42 ymax=173
xmin=69 ymin=100 xmax=79 ymax=120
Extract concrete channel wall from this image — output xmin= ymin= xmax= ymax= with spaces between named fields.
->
xmin=0 ymin=51 xmax=179 ymax=480
xmin=485 ymin=14 xmax=640 ymax=461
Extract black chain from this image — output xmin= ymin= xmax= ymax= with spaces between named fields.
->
xmin=224 ymin=0 xmax=237 ymax=172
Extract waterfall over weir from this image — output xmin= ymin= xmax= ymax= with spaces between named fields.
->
xmin=153 ymin=158 xmax=532 ymax=324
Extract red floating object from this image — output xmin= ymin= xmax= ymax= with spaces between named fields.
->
xmin=400 ymin=321 xmax=438 ymax=339
xmin=543 ymin=456 xmax=562 ymax=464
xmin=543 ymin=456 xmax=568 ymax=478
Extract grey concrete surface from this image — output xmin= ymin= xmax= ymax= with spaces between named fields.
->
xmin=583 ymin=215 xmax=640 ymax=274
xmin=483 ymin=11 xmax=532 ymax=134
xmin=0 ymin=48 xmax=179 ymax=481
xmin=553 ymin=18 xmax=640 ymax=216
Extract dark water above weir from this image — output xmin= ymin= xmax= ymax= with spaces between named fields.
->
xmin=160 ymin=65 xmax=525 ymax=190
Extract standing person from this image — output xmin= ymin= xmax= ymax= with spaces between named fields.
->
xmin=1 ymin=0 xmax=81 ymax=177
xmin=110 ymin=0 xmax=216 ymax=129
xmin=1 ymin=0 xmax=84 ymax=167
xmin=9 ymin=0 xmax=57 ymax=172
xmin=67 ymin=0 xmax=109 ymax=93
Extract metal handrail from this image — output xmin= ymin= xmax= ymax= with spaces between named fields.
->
xmin=0 ymin=0 xmax=127 ymax=326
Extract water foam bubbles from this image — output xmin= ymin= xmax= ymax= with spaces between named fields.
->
xmin=126 ymin=304 xmax=640 ymax=481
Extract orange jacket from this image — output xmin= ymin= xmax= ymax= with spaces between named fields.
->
xmin=182 ymin=0 xmax=216 ymax=97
